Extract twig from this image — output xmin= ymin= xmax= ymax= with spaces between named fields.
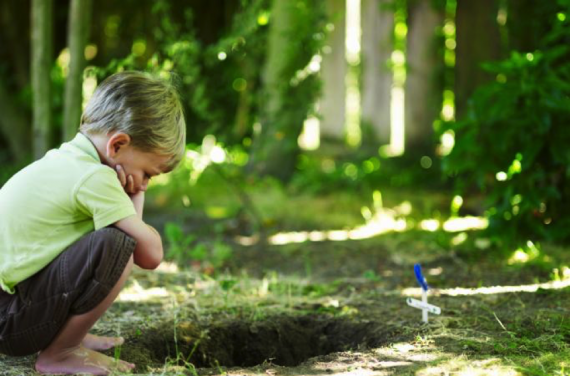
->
xmin=492 ymin=311 xmax=508 ymax=332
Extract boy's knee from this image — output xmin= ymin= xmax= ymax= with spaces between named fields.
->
xmin=94 ymin=226 xmax=136 ymax=251
xmin=69 ymin=227 xmax=136 ymax=314
xmin=62 ymin=227 xmax=135 ymax=283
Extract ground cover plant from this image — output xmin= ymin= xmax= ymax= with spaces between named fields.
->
xmin=1 ymin=158 xmax=569 ymax=376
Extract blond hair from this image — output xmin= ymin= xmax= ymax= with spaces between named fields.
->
xmin=80 ymin=71 xmax=186 ymax=171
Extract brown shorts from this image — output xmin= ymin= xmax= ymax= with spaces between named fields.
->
xmin=0 ymin=227 xmax=136 ymax=356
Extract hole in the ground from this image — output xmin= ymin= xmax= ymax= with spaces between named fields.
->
xmin=124 ymin=314 xmax=392 ymax=369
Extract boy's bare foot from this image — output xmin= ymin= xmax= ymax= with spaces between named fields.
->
xmin=35 ymin=345 xmax=135 ymax=375
xmin=82 ymin=333 xmax=125 ymax=350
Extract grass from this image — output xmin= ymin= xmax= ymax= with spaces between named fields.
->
xmin=1 ymin=266 xmax=568 ymax=375
xmin=82 ymin=250 xmax=567 ymax=375
xmin=1 ymin=174 xmax=570 ymax=375
xmin=141 ymin=176 xmax=570 ymax=375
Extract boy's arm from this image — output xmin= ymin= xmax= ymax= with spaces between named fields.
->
xmin=114 ymin=213 xmax=163 ymax=270
xmin=114 ymin=184 xmax=163 ymax=269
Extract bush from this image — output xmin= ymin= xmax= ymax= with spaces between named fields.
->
xmin=442 ymin=1 xmax=570 ymax=245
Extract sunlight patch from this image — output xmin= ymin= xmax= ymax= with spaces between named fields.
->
xmin=508 ymin=241 xmax=541 ymax=265
xmin=299 ymin=116 xmax=320 ymax=150
xmin=374 ymin=343 xmax=441 ymax=362
xmin=443 ymin=216 xmax=488 ymax=232
xmin=309 ymin=368 xmax=380 ymax=376
xmin=416 ymin=356 xmax=521 ymax=376
xmin=118 ymin=280 xmax=170 ymax=302
xmin=155 ymin=261 xmax=179 ymax=274
xmin=267 ymin=215 xmax=407 ymax=245
xmin=403 ymin=279 xmax=570 ymax=297
xmin=420 ymin=219 xmax=440 ymax=232
xmin=236 ymin=213 xmax=487 ymax=246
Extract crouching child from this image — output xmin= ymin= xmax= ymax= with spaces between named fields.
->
xmin=0 ymin=71 xmax=186 ymax=375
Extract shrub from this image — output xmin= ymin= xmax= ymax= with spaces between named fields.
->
xmin=442 ymin=1 xmax=570 ymax=245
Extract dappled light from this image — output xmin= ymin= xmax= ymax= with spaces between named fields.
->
xmin=292 ymin=54 xmax=322 ymax=85
xmin=3 ymin=1 xmax=570 ymax=375
xmin=236 ymin=203 xmax=487 ymax=246
xmin=420 ymin=219 xmax=440 ymax=232
xmin=376 ymin=343 xmax=439 ymax=362
xmin=56 ymin=48 xmax=70 ymax=77
xmin=387 ymin=86 xmax=405 ymax=156
xmin=164 ymin=135 xmax=230 ymax=185
xmin=507 ymin=241 xmax=542 ymax=265
xmin=403 ymin=278 xmax=570 ymax=297
xmin=416 ymin=357 xmax=521 ymax=376
xmin=345 ymin=0 xmax=361 ymax=147
xmin=298 ymin=116 xmax=320 ymax=150
xmin=438 ymin=129 xmax=455 ymax=156
xmin=262 ymin=213 xmax=487 ymax=245
xmin=82 ymin=75 xmax=97 ymax=110
xmin=304 ymin=369 xmax=379 ymax=376
xmin=155 ymin=261 xmax=180 ymax=273
xmin=383 ymin=3 xmax=408 ymax=158
xmin=442 ymin=216 xmax=487 ymax=232
xmin=118 ymin=279 xmax=170 ymax=302
xmin=266 ymin=213 xmax=407 ymax=245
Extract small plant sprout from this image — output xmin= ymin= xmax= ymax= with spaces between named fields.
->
xmin=406 ymin=264 xmax=441 ymax=323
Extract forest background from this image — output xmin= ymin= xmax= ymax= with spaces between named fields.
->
xmin=1 ymin=0 xmax=570 ymax=375
xmin=2 ymin=0 xmax=570 ymax=247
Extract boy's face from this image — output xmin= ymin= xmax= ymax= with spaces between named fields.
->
xmin=106 ymin=133 xmax=170 ymax=194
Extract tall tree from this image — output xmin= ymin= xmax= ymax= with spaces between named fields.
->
xmin=405 ymin=0 xmax=444 ymax=153
xmin=63 ymin=0 xmax=93 ymax=142
xmin=455 ymin=0 xmax=501 ymax=120
xmin=0 ymin=82 xmax=31 ymax=163
xmin=320 ymin=0 xmax=346 ymax=140
xmin=248 ymin=0 xmax=325 ymax=181
xmin=31 ymin=0 xmax=53 ymax=159
xmin=506 ymin=0 xmax=558 ymax=53
xmin=0 ymin=0 xmax=30 ymax=89
xmin=361 ymin=0 xmax=393 ymax=144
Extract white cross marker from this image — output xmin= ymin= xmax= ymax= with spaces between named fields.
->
xmin=406 ymin=264 xmax=441 ymax=323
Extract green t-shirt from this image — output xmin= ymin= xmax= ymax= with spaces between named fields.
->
xmin=0 ymin=132 xmax=136 ymax=294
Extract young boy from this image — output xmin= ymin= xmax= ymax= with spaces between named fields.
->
xmin=0 ymin=71 xmax=186 ymax=375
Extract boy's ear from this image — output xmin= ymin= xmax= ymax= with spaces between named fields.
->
xmin=106 ymin=132 xmax=131 ymax=157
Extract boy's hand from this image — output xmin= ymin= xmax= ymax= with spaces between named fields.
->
xmin=115 ymin=164 xmax=145 ymax=218
xmin=115 ymin=165 xmax=135 ymax=194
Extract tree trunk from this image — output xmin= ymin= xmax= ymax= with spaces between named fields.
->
xmin=63 ymin=0 xmax=93 ymax=142
xmin=262 ymin=0 xmax=290 ymax=128
xmin=361 ymin=0 xmax=393 ymax=145
xmin=320 ymin=0 xmax=346 ymax=140
xmin=506 ymin=0 xmax=557 ymax=53
xmin=0 ymin=0 xmax=31 ymax=163
xmin=234 ymin=58 xmax=255 ymax=141
xmin=404 ymin=0 xmax=444 ymax=153
xmin=0 ymin=81 xmax=31 ymax=163
xmin=0 ymin=0 xmax=30 ymax=89
xmin=455 ymin=0 xmax=501 ymax=120
xmin=31 ymin=0 xmax=53 ymax=159
xmin=248 ymin=0 xmax=324 ymax=181
xmin=248 ymin=0 xmax=294 ymax=180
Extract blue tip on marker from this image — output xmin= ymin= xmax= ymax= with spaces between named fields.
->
xmin=414 ymin=264 xmax=429 ymax=291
